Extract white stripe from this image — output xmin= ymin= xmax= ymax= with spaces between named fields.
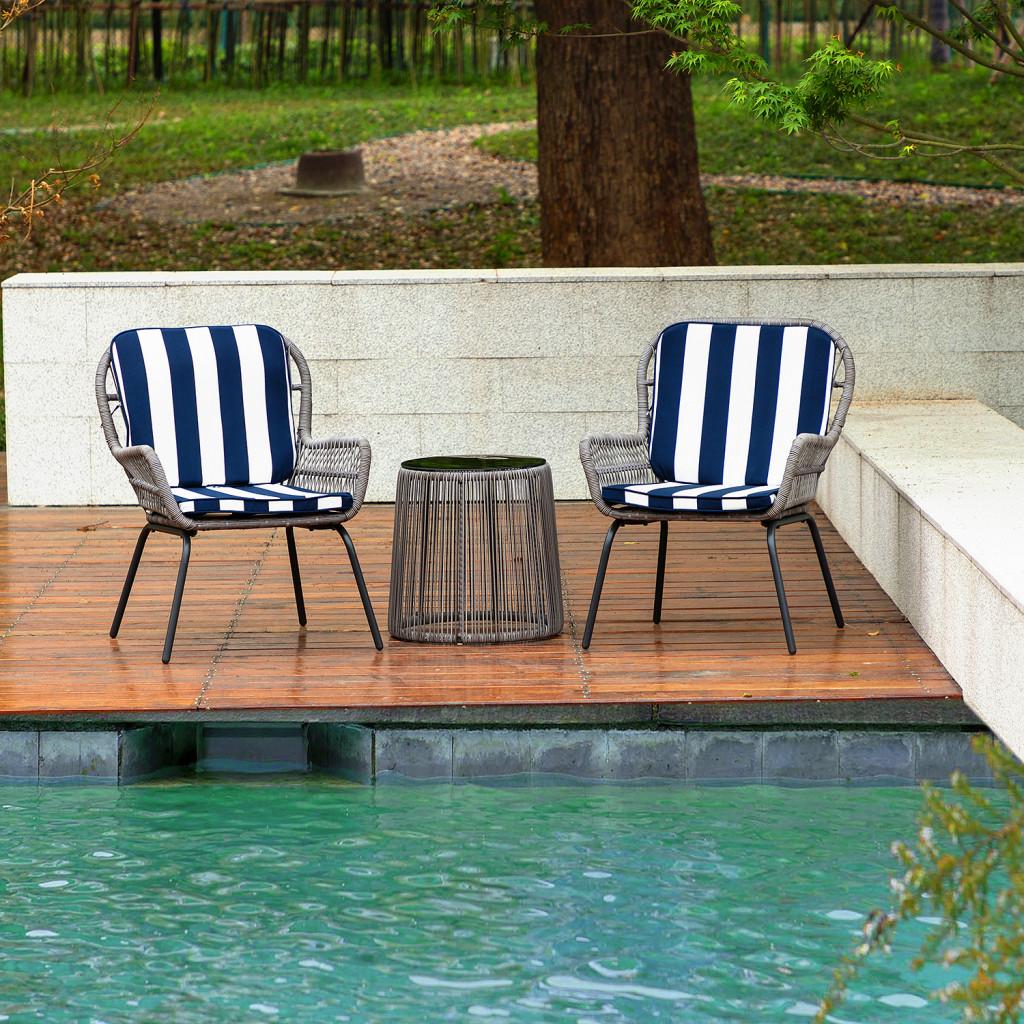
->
xmin=620 ymin=482 xmax=670 ymax=494
xmin=318 ymin=496 xmax=344 ymax=509
xmin=219 ymin=500 xmax=245 ymax=512
xmin=664 ymin=483 xmax=731 ymax=497
xmin=234 ymin=325 xmax=274 ymax=484
xmin=673 ymin=323 xmax=712 ymax=483
xmin=171 ymin=487 xmax=206 ymax=500
xmin=110 ymin=342 xmax=133 ymax=444
xmin=267 ymin=500 xmax=295 ymax=513
xmin=136 ymin=329 xmax=180 ymax=487
xmin=283 ymin=342 xmax=297 ymax=465
xmin=184 ymin=327 xmax=226 ymax=486
xmin=720 ymin=325 xmax=760 ymax=486
xmin=766 ymin=326 xmax=808 ymax=487
xmin=177 ymin=501 xmax=195 ymax=513
xmin=819 ymin=338 xmax=836 ymax=434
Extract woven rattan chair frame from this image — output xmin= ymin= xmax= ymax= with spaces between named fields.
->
xmin=577 ymin=317 xmax=855 ymax=654
xmin=96 ymin=335 xmax=382 ymax=661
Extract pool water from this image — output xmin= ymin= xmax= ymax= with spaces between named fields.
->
xmin=0 ymin=780 xmax=968 ymax=1022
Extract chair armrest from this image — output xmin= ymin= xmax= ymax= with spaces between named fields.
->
xmin=112 ymin=444 xmax=194 ymax=530
xmin=767 ymin=432 xmax=838 ymax=518
xmin=579 ymin=432 xmax=655 ymax=514
xmin=290 ymin=435 xmax=372 ymax=513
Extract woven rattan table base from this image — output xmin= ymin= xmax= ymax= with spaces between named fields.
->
xmin=388 ymin=458 xmax=563 ymax=643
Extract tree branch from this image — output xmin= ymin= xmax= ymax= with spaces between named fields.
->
xmin=996 ymin=0 xmax=1024 ymax=54
xmin=844 ymin=0 xmax=879 ymax=48
xmin=877 ymin=1 xmax=1024 ymax=76
xmin=945 ymin=0 xmax=1023 ymax=62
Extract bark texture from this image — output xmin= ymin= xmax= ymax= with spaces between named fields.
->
xmin=534 ymin=0 xmax=715 ymax=267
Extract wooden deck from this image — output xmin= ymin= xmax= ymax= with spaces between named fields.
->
xmin=0 ymin=502 xmax=961 ymax=718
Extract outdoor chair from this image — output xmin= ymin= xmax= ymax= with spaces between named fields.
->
xmin=96 ymin=324 xmax=382 ymax=662
xmin=579 ymin=319 xmax=855 ymax=653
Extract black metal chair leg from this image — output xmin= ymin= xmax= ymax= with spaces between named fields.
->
xmin=110 ymin=526 xmax=151 ymax=638
xmin=766 ymin=522 xmax=797 ymax=655
xmin=337 ymin=527 xmax=384 ymax=651
xmin=805 ymin=515 xmax=844 ymax=628
xmin=653 ymin=521 xmax=668 ymax=624
xmin=285 ymin=526 xmax=307 ymax=627
xmin=162 ymin=534 xmax=192 ymax=664
xmin=582 ymin=520 xmax=622 ymax=650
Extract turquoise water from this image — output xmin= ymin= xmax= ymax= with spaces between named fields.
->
xmin=0 ymin=780 xmax=966 ymax=1023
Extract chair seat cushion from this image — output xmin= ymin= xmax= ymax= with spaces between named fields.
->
xmin=602 ymin=481 xmax=779 ymax=513
xmin=171 ymin=483 xmax=353 ymax=516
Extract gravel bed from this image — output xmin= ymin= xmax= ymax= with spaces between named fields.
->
xmin=109 ymin=121 xmax=537 ymax=226
xmin=108 ymin=119 xmax=1024 ymax=226
xmin=710 ymin=172 xmax=1024 ymax=208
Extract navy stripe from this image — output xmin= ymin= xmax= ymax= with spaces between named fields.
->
xmin=695 ymin=497 xmax=725 ymax=512
xmin=110 ymin=332 xmax=154 ymax=449
xmin=209 ymin=326 xmax=250 ymax=484
xmin=796 ymin=327 xmax=833 ymax=435
xmin=744 ymin=326 xmax=785 ymax=485
xmin=649 ymin=323 xmax=688 ymax=481
xmin=160 ymin=328 xmax=202 ymax=486
xmin=256 ymin=325 xmax=295 ymax=483
xmin=178 ymin=485 xmax=229 ymax=499
xmin=223 ymin=483 xmax=297 ymax=499
xmin=696 ymin=324 xmax=736 ymax=484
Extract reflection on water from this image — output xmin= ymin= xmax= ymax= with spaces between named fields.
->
xmin=0 ymin=780 xmax=966 ymax=1022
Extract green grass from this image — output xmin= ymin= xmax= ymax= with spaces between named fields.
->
xmin=0 ymin=81 xmax=537 ymax=190
xmin=475 ymin=67 xmax=1023 ymax=189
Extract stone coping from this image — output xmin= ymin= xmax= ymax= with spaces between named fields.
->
xmin=817 ymin=401 xmax=1024 ymax=759
xmin=6 ymin=264 xmax=1024 ymax=290
xmin=0 ymin=698 xmax=979 ymax=729
xmin=834 ymin=401 xmax=1024 ymax=613
xmin=0 ymin=724 xmax=994 ymax=786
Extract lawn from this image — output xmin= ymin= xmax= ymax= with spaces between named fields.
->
xmin=0 ymin=82 xmax=537 ymax=187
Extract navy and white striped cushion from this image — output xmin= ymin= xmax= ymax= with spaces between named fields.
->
xmin=110 ymin=325 xmax=297 ymax=488
xmin=171 ymin=483 xmax=353 ymax=516
xmin=649 ymin=322 xmax=835 ymax=488
xmin=602 ymin=481 xmax=778 ymax=513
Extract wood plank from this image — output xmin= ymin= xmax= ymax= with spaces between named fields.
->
xmin=0 ymin=502 xmax=961 ymax=714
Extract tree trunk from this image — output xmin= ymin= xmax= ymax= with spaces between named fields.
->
xmin=534 ymin=0 xmax=714 ymax=267
xmin=929 ymin=0 xmax=950 ymax=63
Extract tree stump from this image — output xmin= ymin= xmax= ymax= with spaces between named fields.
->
xmin=278 ymin=149 xmax=368 ymax=197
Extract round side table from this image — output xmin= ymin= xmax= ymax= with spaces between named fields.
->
xmin=388 ymin=455 xmax=563 ymax=643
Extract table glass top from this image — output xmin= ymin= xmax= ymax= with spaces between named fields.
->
xmin=401 ymin=455 xmax=546 ymax=472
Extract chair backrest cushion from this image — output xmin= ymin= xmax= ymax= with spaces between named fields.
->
xmin=110 ymin=324 xmax=297 ymax=488
xmin=649 ymin=321 xmax=836 ymax=487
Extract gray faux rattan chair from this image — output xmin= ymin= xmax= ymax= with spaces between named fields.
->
xmin=579 ymin=318 xmax=854 ymax=654
xmin=96 ymin=324 xmax=382 ymax=662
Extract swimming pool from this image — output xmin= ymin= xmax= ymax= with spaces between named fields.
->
xmin=0 ymin=780 xmax=967 ymax=1022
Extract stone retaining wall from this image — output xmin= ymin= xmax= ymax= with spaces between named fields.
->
xmin=0 ymin=724 xmax=992 ymax=785
xmin=4 ymin=265 xmax=1023 ymax=504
